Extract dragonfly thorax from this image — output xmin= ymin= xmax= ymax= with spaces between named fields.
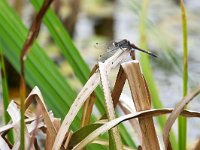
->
xmin=113 ymin=39 xmax=131 ymax=49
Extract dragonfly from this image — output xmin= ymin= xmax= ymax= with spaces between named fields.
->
xmin=96 ymin=39 xmax=157 ymax=61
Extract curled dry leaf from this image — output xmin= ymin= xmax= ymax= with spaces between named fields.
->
xmin=0 ymin=86 xmax=59 ymax=149
xmin=72 ymin=108 xmax=200 ymax=149
xmin=25 ymin=86 xmax=57 ymax=149
xmin=163 ymin=86 xmax=200 ymax=149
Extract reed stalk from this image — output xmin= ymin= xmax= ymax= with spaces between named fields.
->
xmin=178 ymin=0 xmax=188 ymax=149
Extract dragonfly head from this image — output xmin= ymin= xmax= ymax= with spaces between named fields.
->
xmin=113 ymin=39 xmax=131 ymax=49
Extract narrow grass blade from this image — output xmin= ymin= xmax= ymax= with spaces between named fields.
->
xmin=178 ymin=0 xmax=188 ymax=149
xmin=0 ymin=48 xmax=14 ymax=143
xmin=139 ymin=0 xmax=177 ymax=149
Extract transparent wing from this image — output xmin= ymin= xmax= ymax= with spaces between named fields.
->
xmin=95 ymin=41 xmax=118 ymax=52
xmin=95 ymin=40 xmax=125 ymax=62
xmin=98 ymin=49 xmax=119 ymax=62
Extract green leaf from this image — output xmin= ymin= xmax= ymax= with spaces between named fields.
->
xmin=0 ymin=1 xmax=81 ymax=129
xmin=178 ymin=1 xmax=188 ymax=150
xmin=30 ymin=0 xmax=106 ymax=114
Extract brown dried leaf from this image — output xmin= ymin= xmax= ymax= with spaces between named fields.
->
xmin=72 ymin=108 xmax=200 ymax=149
xmin=7 ymin=101 xmax=29 ymax=149
xmin=163 ymin=86 xmax=200 ymax=149
xmin=20 ymin=0 xmax=54 ymax=61
xmin=81 ymin=64 xmax=98 ymax=127
xmin=119 ymin=96 xmax=142 ymax=144
xmin=100 ymin=65 xmax=126 ymax=120
xmin=193 ymin=138 xmax=200 ymax=150
xmin=0 ymin=135 xmax=10 ymax=150
xmin=122 ymin=60 xmax=159 ymax=150
xmin=25 ymin=86 xmax=57 ymax=149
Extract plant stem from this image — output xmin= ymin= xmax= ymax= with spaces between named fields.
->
xmin=139 ymin=0 xmax=178 ymax=149
xmin=0 ymin=48 xmax=14 ymax=143
xmin=178 ymin=0 xmax=188 ymax=150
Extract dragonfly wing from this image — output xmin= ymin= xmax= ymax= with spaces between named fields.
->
xmin=95 ymin=40 xmax=119 ymax=52
xmin=95 ymin=41 xmax=113 ymax=49
xmin=98 ymin=49 xmax=119 ymax=62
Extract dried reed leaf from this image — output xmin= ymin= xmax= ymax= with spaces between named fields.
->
xmin=46 ymin=118 xmax=61 ymax=149
xmin=7 ymin=101 xmax=21 ymax=146
xmin=63 ymin=131 xmax=73 ymax=149
xmin=52 ymin=118 xmax=61 ymax=132
xmin=100 ymin=65 xmax=126 ymax=120
xmin=25 ymin=86 xmax=57 ymax=149
xmin=0 ymin=135 xmax=10 ymax=150
xmin=99 ymin=62 xmax=122 ymax=149
xmin=122 ymin=60 xmax=160 ymax=150
xmin=0 ymin=116 xmax=42 ymax=134
xmin=0 ymin=124 xmax=13 ymax=134
xmin=119 ymin=97 xmax=142 ymax=144
xmin=112 ymin=65 xmax=126 ymax=108
xmin=0 ymin=88 xmax=57 ymax=149
xmin=20 ymin=0 xmax=54 ymax=61
xmin=26 ymin=120 xmax=44 ymax=134
xmin=53 ymin=49 xmax=130 ymax=149
xmin=193 ymin=139 xmax=200 ymax=150
xmin=81 ymin=64 xmax=98 ymax=127
xmin=92 ymin=138 xmax=135 ymax=150
xmin=28 ymin=105 xmax=41 ymax=150
xmin=72 ymin=108 xmax=200 ymax=149
xmin=163 ymin=86 xmax=200 ymax=149
xmin=12 ymin=119 xmax=32 ymax=149
xmin=7 ymin=101 xmax=20 ymax=123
